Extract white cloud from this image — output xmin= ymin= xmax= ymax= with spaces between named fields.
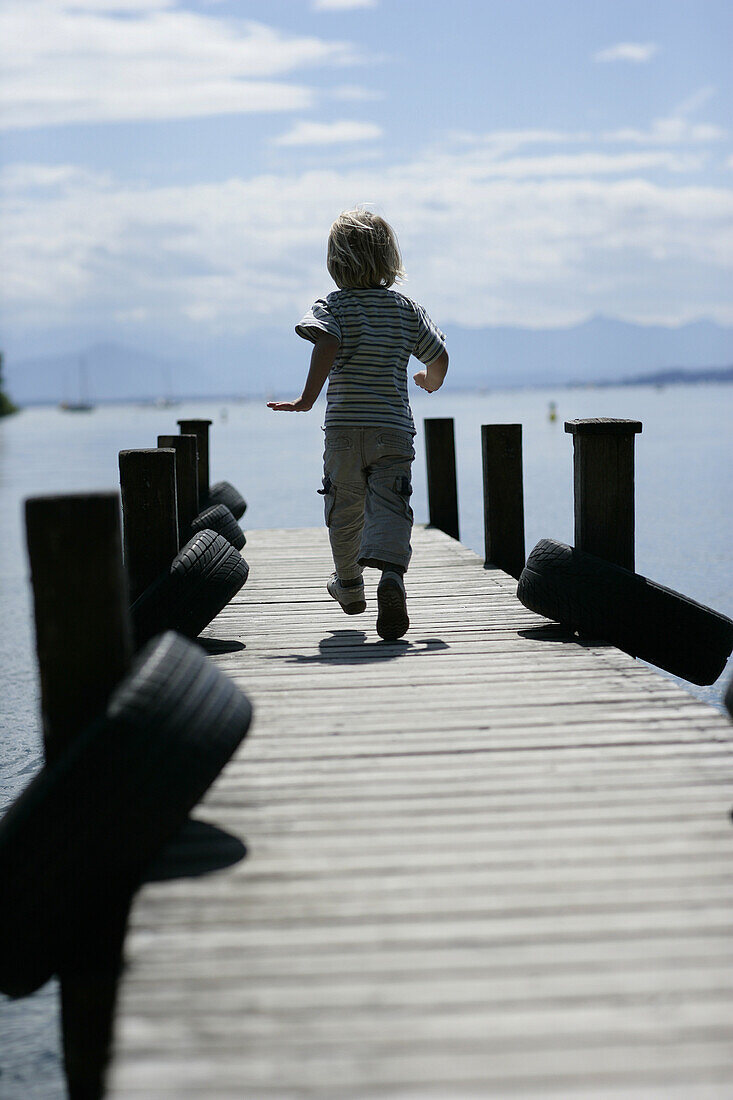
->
xmin=0 ymin=2 xmax=360 ymax=129
xmin=447 ymin=129 xmax=591 ymax=153
xmin=594 ymin=42 xmax=659 ymax=63
xmin=604 ymin=87 xmax=725 ymax=146
xmin=330 ymin=84 xmax=383 ymax=102
xmin=3 ymin=136 xmax=732 ymax=339
xmin=400 ymin=131 xmax=704 ymax=179
xmin=273 ymin=120 xmax=383 ymax=146
xmin=674 ymin=86 xmax=715 ymax=117
xmin=39 ymin=0 xmax=173 ymax=9
xmin=313 ymin=0 xmax=377 ymax=11
xmin=0 ymin=163 xmax=112 ymax=191
xmin=604 ymin=119 xmax=725 ymax=145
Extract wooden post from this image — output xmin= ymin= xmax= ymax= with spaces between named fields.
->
xmin=177 ymin=418 xmax=212 ymax=503
xmin=158 ymin=434 xmax=199 ymax=542
xmin=482 ymin=424 xmax=525 ymax=579
xmin=24 ymin=492 xmax=133 ymax=1100
xmin=424 ymin=417 xmax=459 ymax=541
xmin=119 ymin=448 xmax=178 ymax=602
xmin=25 ymin=493 xmax=133 ymax=764
xmin=59 ymin=889 xmax=133 ymax=1100
xmin=565 ymin=418 xmax=643 ymax=571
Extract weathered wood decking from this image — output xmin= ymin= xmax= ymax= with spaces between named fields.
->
xmin=108 ymin=526 xmax=733 ymax=1098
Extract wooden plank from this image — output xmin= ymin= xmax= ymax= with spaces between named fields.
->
xmin=109 ymin=525 xmax=733 ymax=1099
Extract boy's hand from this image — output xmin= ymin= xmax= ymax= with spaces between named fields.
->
xmin=413 ymin=349 xmax=449 ymax=393
xmin=267 ymin=397 xmax=313 ymax=412
xmin=413 ymin=369 xmax=439 ymax=393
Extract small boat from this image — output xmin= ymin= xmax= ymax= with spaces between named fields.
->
xmin=60 ymin=355 xmax=95 ymax=412
xmin=153 ymin=364 xmax=179 ymax=408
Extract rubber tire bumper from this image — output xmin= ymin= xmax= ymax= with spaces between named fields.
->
xmin=190 ymin=503 xmax=246 ymax=550
xmin=517 ymin=539 xmax=733 ymax=686
xmin=131 ymin=529 xmax=248 ymax=647
xmin=206 ymin=480 xmax=246 ymax=520
xmin=0 ymin=631 xmax=252 ymax=997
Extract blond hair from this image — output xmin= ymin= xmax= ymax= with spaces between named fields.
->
xmin=327 ymin=208 xmax=405 ymax=289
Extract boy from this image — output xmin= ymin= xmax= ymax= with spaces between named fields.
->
xmin=268 ymin=208 xmax=449 ymax=640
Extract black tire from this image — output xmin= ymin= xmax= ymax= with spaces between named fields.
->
xmin=206 ymin=480 xmax=246 ymax=520
xmin=0 ymin=631 xmax=252 ymax=997
xmin=190 ymin=504 xmax=246 ymax=550
xmin=517 ymin=539 xmax=733 ymax=686
xmin=131 ymin=529 xmax=248 ymax=647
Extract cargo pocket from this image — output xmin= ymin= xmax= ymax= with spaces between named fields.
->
xmin=325 ymin=433 xmax=353 ymax=453
xmin=377 ymin=431 xmax=415 ymax=458
xmin=395 ymin=475 xmax=414 ymax=521
xmin=317 ymin=475 xmax=337 ymax=526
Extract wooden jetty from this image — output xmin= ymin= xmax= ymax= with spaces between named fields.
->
xmin=108 ymin=523 xmax=733 ymax=1098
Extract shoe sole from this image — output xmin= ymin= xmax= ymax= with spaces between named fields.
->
xmin=376 ymin=576 xmax=409 ymax=640
xmin=341 ymin=600 xmax=366 ymax=615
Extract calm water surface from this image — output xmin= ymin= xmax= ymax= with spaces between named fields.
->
xmin=1 ymin=384 xmax=732 ymax=1096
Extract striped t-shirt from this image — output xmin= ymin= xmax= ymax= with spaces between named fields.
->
xmin=295 ymin=287 xmax=446 ymax=434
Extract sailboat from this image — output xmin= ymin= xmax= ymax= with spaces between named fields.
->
xmin=60 ymin=354 xmax=95 ymax=412
xmin=153 ymin=362 xmax=179 ymax=408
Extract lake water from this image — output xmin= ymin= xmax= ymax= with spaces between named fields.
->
xmin=1 ymin=383 xmax=732 ymax=1096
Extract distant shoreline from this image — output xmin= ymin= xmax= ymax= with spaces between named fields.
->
xmin=580 ymin=365 xmax=733 ymax=389
xmin=7 ymin=370 xmax=732 ymax=409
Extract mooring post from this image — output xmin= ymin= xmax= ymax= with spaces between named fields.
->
xmin=119 ymin=448 xmax=179 ymax=602
xmin=481 ymin=424 xmax=526 ymax=579
xmin=25 ymin=493 xmax=133 ymax=763
xmin=565 ymin=418 xmax=643 ymax=571
xmin=24 ymin=492 xmax=134 ymax=1100
xmin=424 ymin=417 xmax=459 ymax=541
xmin=177 ymin=418 xmax=212 ymax=503
xmin=158 ymin=434 xmax=199 ymax=543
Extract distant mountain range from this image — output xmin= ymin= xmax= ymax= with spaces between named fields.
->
xmin=443 ymin=316 xmax=733 ymax=390
xmin=5 ymin=316 xmax=733 ymax=404
xmin=5 ymin=343 xmax=201 ymax=405
xmin=596 ymin=365 xmax=733 ymax=388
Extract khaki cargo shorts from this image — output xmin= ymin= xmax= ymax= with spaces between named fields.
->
xmin=320 ymin=426 xmax=415 ymax=579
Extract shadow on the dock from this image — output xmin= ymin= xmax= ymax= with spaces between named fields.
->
xmin=278 ymin=629 xmax=449 ymax=665
xmin=518 ymin=623 xmax=613 ymax=647
xmin=143 ymin=818 xmax=247 ymax=882
xmin=197 ymin=637 xmax=246 ymax=654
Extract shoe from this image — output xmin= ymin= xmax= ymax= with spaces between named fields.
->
xmin=327 ymin=573 xmax=366 ymax=615
xmin=376 ymin=571 xmax=409 ymax=640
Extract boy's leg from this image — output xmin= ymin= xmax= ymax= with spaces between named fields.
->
xmin=321 ymin=429 xmax=367 ymax=583
xmin=358 ymin=428 xmax=415 ymax=575
xmin=359 ymin=429 xmax=414 ymax=640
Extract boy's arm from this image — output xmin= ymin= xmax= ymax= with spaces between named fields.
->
xmin=267 ymin=333 xmax=340 ymax=412
xmin=413 ymin=348 xmax=449 ymax=393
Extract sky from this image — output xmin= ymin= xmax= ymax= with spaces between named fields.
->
xmin=1 ymin=0 xmax=732 ymax=363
